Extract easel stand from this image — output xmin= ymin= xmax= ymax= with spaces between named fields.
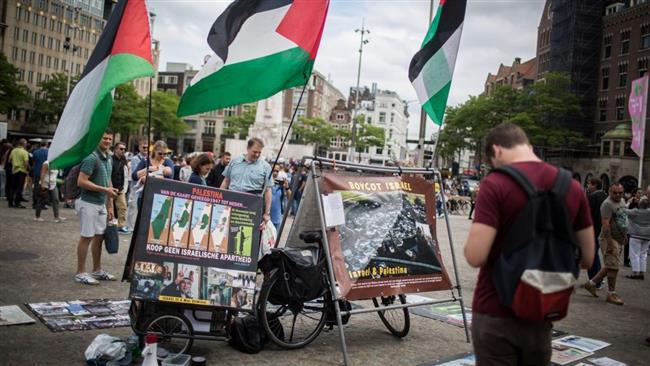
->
xmin=279 ymin=157 xmax=470 ymax=365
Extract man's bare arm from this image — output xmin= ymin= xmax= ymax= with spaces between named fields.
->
xmin=575 ymin=226 xmax=595 ymax=269
xmin=464 ymin=223 xmax=498 ymax=268
xmin=220 ymin=177 xmax=230 ymax=190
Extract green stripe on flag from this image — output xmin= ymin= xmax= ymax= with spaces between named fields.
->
xmin=49 ymin=54 xmax=153 ymax=169
xmin=423 ymin=82 xmax=451 ymax=126
xmin=421 ymin=5 xmax=444 ymax=47
xmin=178 ymin=47 xmax=313 ymax=117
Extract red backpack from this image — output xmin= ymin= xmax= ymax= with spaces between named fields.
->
xmin=491 ymin=166 xmax=579 ymax=322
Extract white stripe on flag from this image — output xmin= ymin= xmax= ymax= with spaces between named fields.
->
xmin=412 ymin=25 xmax=463 ymax=103
xmin=48 ymin=57 xmax=109 ymax=162
xmin=190 ymin=5 xmax=296 ymax=87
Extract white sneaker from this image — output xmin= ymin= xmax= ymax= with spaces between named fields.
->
xmin=33 ymin=217 xmax=45 ymax=222
xmin=54 ymin=217 xmax=67 ymax=223
xmin=75 ymin=273 xmax=99 ymax=285
xmin=91 ymin=269 xmax=116 ymax=281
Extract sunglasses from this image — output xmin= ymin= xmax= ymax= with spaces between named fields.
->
xmin=117 ymin=147 xmax=125 ymax=151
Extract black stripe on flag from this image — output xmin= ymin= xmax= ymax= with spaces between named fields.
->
xmin=207 ymin=0 xmax=293 ymax=62
xmin=81 ymin=0 xmax=128 ymax=79
xmin=409 ymin=0 xmax=466 ymax=82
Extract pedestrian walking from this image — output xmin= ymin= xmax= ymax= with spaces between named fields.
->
xmin=34 ymin=160 xmax=65 ymax=222
xmin=464 ymin=123 xmax=594 ymax=365
xmin=586 ymin=177 xmax=608 ymax=287
xmin=31 ymin=140 xmax=48 ymax=209
xmin=584 ymin=182 xmax=628 ymax=305
xmin=74 ymin=129 xmax=118 ymax=285
xmin=624 ymin=198 xmax=650 ymax=280
xmin=8 ymin=139 xmax=30 ymax=208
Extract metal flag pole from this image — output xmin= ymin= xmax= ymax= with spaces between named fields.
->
xmin=417 ymin=0 xmax=436 ymax=167
xmin=349 ymin=19 xmax=370 ymax=163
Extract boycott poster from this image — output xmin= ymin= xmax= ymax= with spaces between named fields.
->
xmin=129 ymin=178 xmax=262 ymax=309
xmin=322 ymin=174 xmax=452 ymax=300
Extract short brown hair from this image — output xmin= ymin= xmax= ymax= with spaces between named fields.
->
xmin=484 ymin=123 xmax=530 ymax=159
xmin=191 ymin=153 xmax=213 ymax=173
xmin=589 ymin=177 xmax=602 ymax=190
xmin=247 ymin=137 xmax=264 ymax=149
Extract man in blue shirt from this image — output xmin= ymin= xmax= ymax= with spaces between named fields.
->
xmin=31 ymin=140 xmax=48 ymax=208
xmin=221 ymin=137 xmax=272 ymax=227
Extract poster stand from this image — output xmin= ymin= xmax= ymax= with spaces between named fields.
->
xmin=278 ymin=157 xmax=470 ymax=365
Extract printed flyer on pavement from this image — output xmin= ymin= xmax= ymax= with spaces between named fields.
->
xmin=25 ymin=299 xmax=130 ymax=332
xmin=128 ymin=178 xmax=262 ymax=309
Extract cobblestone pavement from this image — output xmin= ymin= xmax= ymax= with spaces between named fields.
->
xmin=0 ymin=202 xmax=648 ymax=365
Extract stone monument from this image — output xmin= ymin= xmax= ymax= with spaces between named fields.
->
xmin=248 ymin=92 xmax=284 ymax=159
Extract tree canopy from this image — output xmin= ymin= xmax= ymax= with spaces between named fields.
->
xmin=109 ymin=83 xmax=146 ymax=137
xmin=222 ymin=106 xmax=256 ymax=140
xmin=437 ymin=72 xmax=586 ymax=162
xmin=292 ymin=117 xmax=351 ymax=155
xmin=0 ymin=52 xmax=29 ymax=114
xmin=150 ymin=91 xmax=188 ymax=138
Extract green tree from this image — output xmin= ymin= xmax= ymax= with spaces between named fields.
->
xmin=151 ymin=91 xmax=188 ymax=138
xmin=353 ymin=115 xmax=385 ymax=161
xmin=222 ymin=106 xmax=256 ymax=140
xmin=292 ymin=117 xmax=351 ymax=155
xmin=30 ymin=73 xmax=77 ymax=127
xmin=437 ymin=72 xmax=586 ymax=163
xmin=110 ymin=83 xmax=146 ymax=137
xmin=0 ymin=52 xmax=29 ymax=114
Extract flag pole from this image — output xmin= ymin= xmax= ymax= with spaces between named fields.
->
xmin=639 ymin=143 xmax=644 ymax=189
xmin=417 ymin=0 xmax=436 ymax=168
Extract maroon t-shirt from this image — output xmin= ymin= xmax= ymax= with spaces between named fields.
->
xmin=472 ymin=161 xmax=592 ymax=318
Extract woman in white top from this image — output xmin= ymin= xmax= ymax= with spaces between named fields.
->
xmin=35 ymin=160 xmax=65 ymax=222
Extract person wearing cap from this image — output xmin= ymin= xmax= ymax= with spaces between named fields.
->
xmin=220 ymin=137 xmax=272 ymax=228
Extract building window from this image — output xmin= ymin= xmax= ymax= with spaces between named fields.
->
xmin=641 ymin=24 xmax=650 ymax=50
xmin=204 ymin=120 xmax=215 ymax=135
xmin=22 ymin=29 xmax=28 ymax=42
xmin=601 ymin=67 xmax=609 ymax=90
xmin=20 ymin=49 xmax=27 ymax=62
xmin=16 ymin=6 xmax=22 ymax=21
xmin=603 ymin=34 xmax=612 ymax=59
xmin=336 ymin=113 xmax=344 ymax=121
xmin=296 ymin=109 xmax=305 ymax=118
xmin=616 ymin=96 xmax=625 ymax=120
xmin=639 ymin=57 xmax=649 ymax=77
xmin=11 ymin=47 xmax=18 ymax=60
xmin=27 ymin=71 xmax=33 ymax=83
xmin=24 ymin=10 xmax=30 ymax=23
xmin=158 ymin=76 xmax=165 ymax=84
xmin=38 ymin=53 xmax=43 ymax=66
xmin=53 ymin=58 xmax=59 ymax=70
xmin=37 ymin=72 xmax=42 ymax=83
xmin=169 ymin=75 xmax=178 ymax=84
xmin=31 ymin=32 xmax=37 ymax=45
xmin=620 ymin=30 xmax=630 ymax=55
xmin=29 ymin=51 xmax=35 ymax=64
xmin=48 ymin=37 xmax=53 ymax=49
xmin=618 ymin=63 xmax=628 ymax=88
xmin=39 ymin=34 xmax=46 ymax=47
xmin=13 ymin=27 xmax=20 ymax=41
xmin=224 ymin=106 xmax=236 ymax=117
xmin=56 ymin=39 xmax=60 ymax=51
xmin=379 ymin=112 xmax=386 ymax=124
xmin=599 ymin=98 xmax=608 ymax=122
xmin=46 ymin=56 xmax=51 ymax=68
xmin=17 ymin=69 xmax=24 ymax=82
xmin=376 ymin=147 xmax=383 ymax=155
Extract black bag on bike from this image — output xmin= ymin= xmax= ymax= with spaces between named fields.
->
xmin=258 ymin=247 xmax=327 ymax=304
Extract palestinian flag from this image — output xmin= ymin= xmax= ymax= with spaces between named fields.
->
xmin=48 ymin=0 xmax=154 ymax=169
xmin=177 ymin=0 xmax=329 ymax=117
xmin=409 ymin=0 xmax=467 ymax=126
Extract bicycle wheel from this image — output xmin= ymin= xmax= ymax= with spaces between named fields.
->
xmin=372 ymin=294 xmax=410 ymax=337
xmin=459 ymin=201 xmax=470 ymax=215
xmin=258 ymin=273 xmax=329 ymax=349
xmin=142 ymin=312 xmax=194 ymax=360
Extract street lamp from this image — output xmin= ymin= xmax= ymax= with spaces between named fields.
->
xmin=349 ymin=19 xmax=370 ymax=162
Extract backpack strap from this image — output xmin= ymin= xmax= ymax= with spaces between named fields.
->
xmin=551 ymin=168 xmax=572 ymax=199
xmin=492 ymin=165 xmax=537 ymax=198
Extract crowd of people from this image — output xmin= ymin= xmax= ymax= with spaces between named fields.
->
xmin=0 ymin=133 xmax=308 ymax=285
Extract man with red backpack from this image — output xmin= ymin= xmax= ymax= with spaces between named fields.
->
xmin=464 ymin=123 xmax=595 ymax=365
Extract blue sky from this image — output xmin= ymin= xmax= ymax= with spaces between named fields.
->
xmin=148 ymin=0 xmax=546 ymax=139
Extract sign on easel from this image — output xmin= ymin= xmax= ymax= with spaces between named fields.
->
xmin=321 ymin=174 xmax=453 ymax=300
xmin=128 ymin=178 xmax=262 ymax=309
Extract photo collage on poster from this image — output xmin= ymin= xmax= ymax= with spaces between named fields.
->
xmin=147 ymin=193 xmax=239 ymax=252
xmin=130 ymin=261 xmax=256 ymax=309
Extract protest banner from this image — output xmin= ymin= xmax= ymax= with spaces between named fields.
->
xmin=321 ymin=173 xmax=453 ymax=300
xmin=129 ymin=178 xmax=262 ymax=309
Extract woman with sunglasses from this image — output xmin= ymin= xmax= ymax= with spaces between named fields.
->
xmin=132 ymin=140 xmax=174 ymax=184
